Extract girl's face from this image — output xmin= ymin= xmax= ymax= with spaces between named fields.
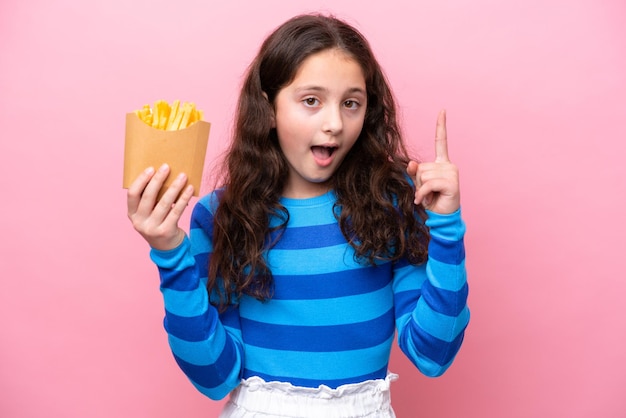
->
xmin=273 ymin=48 xmax=367 ymax=198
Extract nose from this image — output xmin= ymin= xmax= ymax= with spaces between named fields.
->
xmin=321 ymin=105 xmax=343 ymax=135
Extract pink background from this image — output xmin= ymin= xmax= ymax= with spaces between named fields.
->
xmin=1 ymin=0 xmax=625 ymax=417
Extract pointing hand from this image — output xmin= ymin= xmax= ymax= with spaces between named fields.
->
xmin=407 ymin=110 xmax=460 ymax=214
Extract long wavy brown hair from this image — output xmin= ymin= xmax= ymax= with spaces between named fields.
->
xmin=209 ymin=14 xmax=430 ymax=309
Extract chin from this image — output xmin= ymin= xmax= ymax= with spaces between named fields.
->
xmin=309 ymin=175 xmax=334 ymax=185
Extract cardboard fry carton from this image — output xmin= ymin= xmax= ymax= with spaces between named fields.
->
xmin=123 ymin=113 xmax=210 ymax=199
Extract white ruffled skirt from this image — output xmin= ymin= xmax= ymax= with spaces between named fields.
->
xmin=220 ymin=373 xmax=398 ymax=418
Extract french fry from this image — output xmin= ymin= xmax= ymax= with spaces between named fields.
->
xmin=188 ymin=109 xmax=196 ymax=125
xmin=166 ymin=100 xmax=181 ymax=130
xmin=170 ymin=104 xmax=184 ymax=130
xmin=151 ymin=101 xmax=160 ymax=129
xmin=179 ymin=102 xmax=193 ymax=129
xmin=133 ymin=100 xmax=203 ymax=130
xmin=134 ymin=104 xmax=152 ymax=126
xmin=161 ymin=101 xmax=171 ymax=129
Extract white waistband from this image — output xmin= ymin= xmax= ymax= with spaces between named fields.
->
xmin=220 ymin=374 xmax=398 ymax=418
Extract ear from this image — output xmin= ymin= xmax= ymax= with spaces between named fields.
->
xmin=262 ymin=91 xmax=276 ymax=128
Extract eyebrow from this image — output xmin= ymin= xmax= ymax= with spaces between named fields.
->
xmin=294 ymin=86 xmax=366 ymax=96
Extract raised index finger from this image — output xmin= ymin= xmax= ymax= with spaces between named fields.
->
xmin=435 ymin=109 xmax=449 ymax=162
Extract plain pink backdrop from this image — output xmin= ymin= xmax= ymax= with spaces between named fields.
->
xmin=1 ymin=0 xmax=625 ymax=417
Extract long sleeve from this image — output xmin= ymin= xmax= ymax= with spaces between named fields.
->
xmin=147 ymin=191 xmax=469 ymax=397
xmin=393 ymin=208 xmax=469 ymax=376
xmin=149 ymin=196 xmax=244 ymax=400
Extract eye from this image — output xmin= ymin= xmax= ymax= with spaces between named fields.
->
xmin=303 ymin=97 xmax=319 ymax=107
xmin=344 ymin=100 xmax=360 ymax=109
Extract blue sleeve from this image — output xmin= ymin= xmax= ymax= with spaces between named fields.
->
xmin=149 ymin=194 xmax=244 ymax=400
xmin=393 ymin=208 xmax=470 ymax=376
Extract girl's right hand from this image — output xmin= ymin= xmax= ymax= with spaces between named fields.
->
xmin=127 ymin=164 xmax=194 ymax=251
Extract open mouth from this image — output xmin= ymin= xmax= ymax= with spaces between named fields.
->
xmin=311 ymin=145 xmax=338 ymax=160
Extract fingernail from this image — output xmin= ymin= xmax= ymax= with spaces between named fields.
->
xmin=145 ymin=167 xmax=155 ymax=175
xmin=159 ymin=163 xmax=169 ymax=172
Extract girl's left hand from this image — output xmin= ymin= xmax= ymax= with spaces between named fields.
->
xmin=407 ymin=110 xmax=460 ymax=214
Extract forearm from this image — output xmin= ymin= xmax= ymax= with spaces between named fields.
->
xmin=151 ymin=237 xmax=243 ymax=399
xmin=395 ymin=208 xmax=470 ymax=376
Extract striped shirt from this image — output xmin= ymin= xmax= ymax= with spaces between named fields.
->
xmin=150 ymin=190 xmax=469 ymax=400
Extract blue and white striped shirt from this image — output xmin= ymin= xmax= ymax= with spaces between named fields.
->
xmin=151 ymin=190 xmax=469 ymax=400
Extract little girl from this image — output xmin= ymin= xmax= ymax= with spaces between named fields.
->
xmin=128 ymin=13 xmax=469 ymax=418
